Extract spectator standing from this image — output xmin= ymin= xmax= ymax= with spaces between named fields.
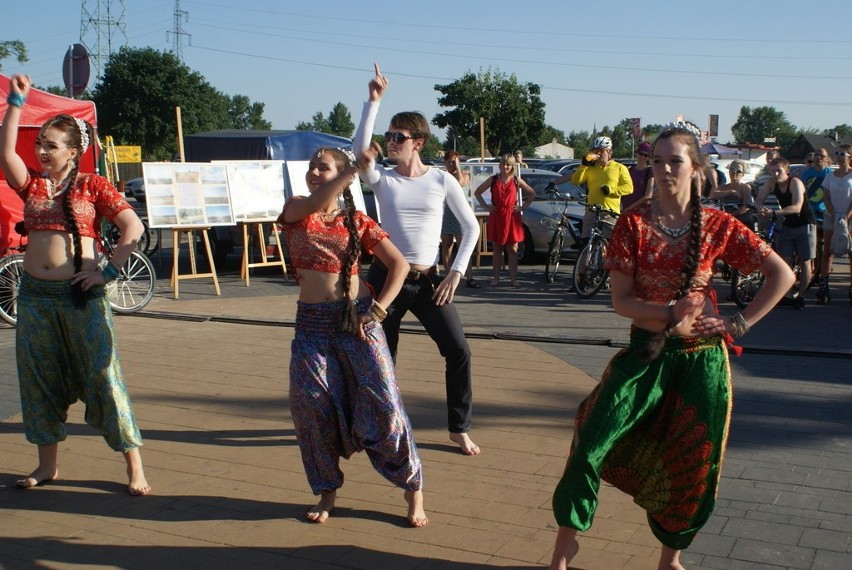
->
xmin=820 ymin=145 xmax=852 ymax=304
xmin=799 ymin=148 xmax=832 ymax=293
xmin=440 ymin=151 xmax=479 ymax=288
xmin=354 ymin=64 xmax=482 ymax=456
xmin=756 ymin=157 xmax=817 ymax=308
xmin=473 ymin=154 xmax=535 ymax=287
xmin=622 ymin=141 xmax=654 ymax=211
xmin=513 ymin=149 xmax=528 ymax=168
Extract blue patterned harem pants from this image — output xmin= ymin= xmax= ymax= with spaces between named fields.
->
xmin=16 ymin=273 xmax=143 ymax=452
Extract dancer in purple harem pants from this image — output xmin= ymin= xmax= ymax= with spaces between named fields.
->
xmin=278 ymin=146 xmax=428 ymax=527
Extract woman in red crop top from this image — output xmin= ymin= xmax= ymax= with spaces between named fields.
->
xmin=549 ymin=126 xmax=794 ymax=570
xmin=0 ymin=74 xmax=150 ymax=496
xmin=278 ymin=147 xmax=427 ymax=527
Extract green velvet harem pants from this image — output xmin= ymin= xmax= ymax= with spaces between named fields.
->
xmin=16 ymin=273 xmax=143 ymax=452
xmin=552 ymin=327 xmax=731 ymax=550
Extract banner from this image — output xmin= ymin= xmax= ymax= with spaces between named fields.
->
xmin=708 ymin=114 xmax=719 ymax=137
xmin=631 ymin=118 xmax=641 ymax=139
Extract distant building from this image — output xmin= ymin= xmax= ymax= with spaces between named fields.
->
xmin=784 ymin=133 xmax=852 ymax=161
xmin=534 ymin=140 xmax=574 ymax=159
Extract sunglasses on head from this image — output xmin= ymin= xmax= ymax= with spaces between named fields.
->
xmin=384 ymin=131 xmax=415 ymax=144
xmin=814 ymin=154 xmax=828 ymax=159
xmin=730 ymin=169 xmax=743 ymax=174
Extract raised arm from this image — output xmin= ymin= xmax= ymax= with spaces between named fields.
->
xmin=0 ymin=74 xmax=32 ymax=189
xmin=351 ymin=63 xmax=387 ymax=186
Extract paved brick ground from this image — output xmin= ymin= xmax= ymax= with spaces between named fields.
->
xmin=0 ymin=253 xmax=849 ymax=569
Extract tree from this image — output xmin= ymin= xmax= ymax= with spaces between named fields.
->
xmin=442 ymin=127 xmax=479 ymax=157
xmin=91 ymin=47 xmax=270 ymax=160
xmin=731 ymin=106 xmax=797 ymax=149
xmin=227 ymin=95 xmax=271 ymax=130
xmin=296 ymin=102 xmax=354 ymax=138
xmin=538 ymin=125 xmax=567 ymax=147
xmin=327 ymin=103 xmax=354 ymax=138
xmin=823 ymin=124 xmax=852 ymax=139
xmin=433 ymin=67 xmax=546 ymax=158
xmin=567 ymin=130 xmax=593 ymax=158
xmin=0 ymin=40 xmax=27 ymax=70
xmin=296 ymin=112 xmax=330 ymax=133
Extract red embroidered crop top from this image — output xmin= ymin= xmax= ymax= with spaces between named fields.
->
xmin=18 ymin=170 xmax=133 ymax=238
xmin=279 ymin=197 xmax=388 ymax=275
xmin=605 ymin=205 xmax=772 ymax=303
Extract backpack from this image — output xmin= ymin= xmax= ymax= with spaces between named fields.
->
xmin=830 ymin=217 xmax=851 ymax=257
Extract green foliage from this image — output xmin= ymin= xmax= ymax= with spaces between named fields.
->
xmin=433 ymin=67 xmax=546 ymax=159
xmin=0 ymin=40 xmax=28 ymax=70
xmin=296 ymin=102 xmax=354 ymax=138
xmin=421 ymin=134 xmax=444 ymax=159
xmin=567 ymin=130 xmax=593 ymax=158
xmin=296 ymin=112 xmax=330 ymax=133
xmin=823 ymin=124 xmax=852 ymax=138
xmin=442 ymin=127 xmax=479 ymax=157
xmin=539 ymin=125 xmax=567 ymax=146
xmin=731 ymin=106 xmax=797 ymax=149
xmin=91 ymin=47 xmax=270 ymax=161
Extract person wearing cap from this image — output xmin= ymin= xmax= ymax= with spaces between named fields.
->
xmin=550 ymin=136 xmax=632 ymax=241
xmin=622 ymin=141 xmax=654 ymax=212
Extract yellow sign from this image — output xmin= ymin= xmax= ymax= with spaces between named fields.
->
xmin=114 ymin=146 xmax=142 ymax=163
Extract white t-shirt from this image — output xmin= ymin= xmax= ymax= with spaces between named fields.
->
xmin=353 ymin=101 xmax=479 ymax=272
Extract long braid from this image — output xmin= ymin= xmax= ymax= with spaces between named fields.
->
xmin=338 ymin=185 xmax=361 ymax=333
xmin=62 ymin=164 xmax=87 ymax=308
xmin=640 ymin=129 xmax=704 ymax=362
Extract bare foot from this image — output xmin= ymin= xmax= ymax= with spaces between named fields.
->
xmin=127 ymin=469 xmax=151 ymax=496
xmin=549 ymin=527 xmax=579 ymax=570
xmin=658 ymin=545 xmax=685 ymax=570
xmin=449 ymin=432 xmax=480 ymax=455
xmin=307 ymin=490 xmax=336 ymax=523
xmin=404 ymin=489 xmax=429 ymax=527
xmin=16 ymin=466 xmax=59 ymax=489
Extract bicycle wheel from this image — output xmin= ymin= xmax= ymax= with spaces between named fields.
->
xmin=108 ymin=221 xmax=152 ymax=255
xmin=572 ymin=239 xmax=608 ymax=298
xmin=0 ymin=254 xmax=25 ymax=325
xmin=545 ymin=230 xmax=564 ymax=284
xmin=730 ymin=268 xmax=766 ymax=309
xmin=146 ymin=226 xmax=162 ymax=256
xmin=106 ymin=250 xmax=156 ymax=313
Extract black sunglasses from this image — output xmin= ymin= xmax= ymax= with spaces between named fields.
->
xmin=384 ymin=132 xmax=415 ymax=144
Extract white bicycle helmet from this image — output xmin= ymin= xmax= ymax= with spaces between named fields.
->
xmin=592 ymin=136 xmax=613 ymax=150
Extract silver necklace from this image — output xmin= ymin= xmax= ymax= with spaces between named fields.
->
xmin=657 ymin=215 xmax=691 ymax=239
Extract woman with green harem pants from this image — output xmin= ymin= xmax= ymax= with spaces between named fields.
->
xmin=1 ymin=73 xmax=150 ymax=496
xmin=549 ymin=124 xmax=794 ymax=570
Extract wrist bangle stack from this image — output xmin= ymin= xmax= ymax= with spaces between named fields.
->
xmin=6 ymin=93 xmax=26 ymax=108
xmin=730 ymin=312 xmax=750 ymax=338
xmin=101 ymin=261 xmax=120 ymax=283
xmin=369 ymin=300 xmax=388 ymax=322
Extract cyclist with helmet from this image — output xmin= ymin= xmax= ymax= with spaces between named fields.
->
xmin=551 ymin=136 xmax=633 ymax=242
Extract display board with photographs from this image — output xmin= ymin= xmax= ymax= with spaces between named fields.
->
xmin=469 ymin=163 xmax=499 ymax=213
xmin=214 ymin=160 xmax=287 ymax=222
xmin=143 ymin=163 xmax=235 ymax=228
xmin=284 ymin=160 xmax=368 ymax=215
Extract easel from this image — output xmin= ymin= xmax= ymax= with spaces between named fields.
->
xmin=170 ymin=226 xmax=221 ymax=299
xmin=240 ymin=221 xmax=288 ymax=286
xmin=474 ymin=214 xmax=493 ymax=268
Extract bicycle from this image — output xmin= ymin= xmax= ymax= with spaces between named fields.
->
xmin=107 ymin=216 xmax=161 ymax=257
xmin=541 ymin=188 xmax=585 ymax=284
xmin=572 ymin=205 xmax=619 ymax=298
xmin=0 ymin=228 xmax=156 ymax=326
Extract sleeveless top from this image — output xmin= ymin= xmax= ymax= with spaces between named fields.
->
xmin=771 ymin=181 xmax=815 ymax=228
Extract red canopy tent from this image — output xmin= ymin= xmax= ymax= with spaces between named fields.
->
xmin=0 ymin=73 xmax=98 ymax=251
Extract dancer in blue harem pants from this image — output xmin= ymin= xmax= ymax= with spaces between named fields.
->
xmin=289 ymin=297 xmax=423 ymax=494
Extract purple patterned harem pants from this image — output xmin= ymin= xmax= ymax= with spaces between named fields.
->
xmin=289 ymin=297 xmax=423 ymax=495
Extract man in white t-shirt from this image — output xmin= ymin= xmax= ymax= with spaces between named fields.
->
xmin=354 ymin=64 xmax=481 ymax=455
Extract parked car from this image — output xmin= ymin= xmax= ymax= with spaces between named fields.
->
xmin=123 ymin=177 xmax=145 ymax=203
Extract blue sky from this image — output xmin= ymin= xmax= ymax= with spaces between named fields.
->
xmin=7 ymin=0 xmax=852 ymax=152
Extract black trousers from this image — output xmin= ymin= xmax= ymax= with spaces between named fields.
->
xmin=366 ymin=263 xmax=473 ymax=433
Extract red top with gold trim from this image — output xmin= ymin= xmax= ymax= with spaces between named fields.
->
xmin=605 ymin=204 xmax=772 ymax=303
xmin=17 ymin=170 xmax=133 ymax=238
xmin=279 ymin=197 xmax=388 ymax=275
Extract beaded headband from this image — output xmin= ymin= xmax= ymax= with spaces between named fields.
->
xmin=662 ymin=121 xmax=701 ymax=141
xmin=74 ymin=117 xmax=90 ymax=153
xmin=314 ymin=147 xmax=357 ymax=165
